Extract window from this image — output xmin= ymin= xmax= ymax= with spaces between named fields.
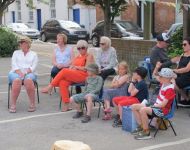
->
xmin=29 ymin=9 xmax=34 ymax=21
xmin=50 ymin=0 xmax=56 ymax=18
xmin=16 ymin=0 xmax=21 ymax=21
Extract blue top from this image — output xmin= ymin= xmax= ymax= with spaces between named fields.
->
xmin=134 ymin=80 xmax=148 ymax=102
xmin=55 ymin=46 xmax=72 ymax=66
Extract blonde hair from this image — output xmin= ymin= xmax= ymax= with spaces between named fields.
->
xmin=100 ymin=36 xmax=111 ymax=48
xmin=76 ymin=40 xmax=88 ymax=49
xmin=57 ymin=33 xmax=67 ymax=44
xmin=118 ymin=61 xmax=130 ymax=74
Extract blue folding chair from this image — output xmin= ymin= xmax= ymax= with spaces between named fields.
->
xmin=149 ymin=99 xmax=177 ymax=137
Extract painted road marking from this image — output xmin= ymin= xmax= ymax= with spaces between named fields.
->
xmin=135 ymin=138 xmax=190 ymax=150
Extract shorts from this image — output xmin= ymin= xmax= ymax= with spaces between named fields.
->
xmin=8 ymin=72 xmax=37 ymax=84
xmin=71 ymin=93 xmax=99 ymax=103
xmin=151 ymin=107 xmax=164 ymax=118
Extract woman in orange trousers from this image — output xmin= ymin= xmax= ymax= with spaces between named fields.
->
xmin=41 ymin=40 xmax=94 ymax=111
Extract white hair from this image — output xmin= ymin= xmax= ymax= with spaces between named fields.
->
xmin=100 ymin=36 xmax=111 ymax=48
xmin=76 ymin=40 xmax=88 ymax=48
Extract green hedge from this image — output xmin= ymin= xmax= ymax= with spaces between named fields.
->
xmin=168 ymin=27 xmax=183 ymax=57
xmin=0 ymin=27 xmax=18 ymax=57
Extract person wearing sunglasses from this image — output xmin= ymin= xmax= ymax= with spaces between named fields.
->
xmin=8 ymin=37 xmax=38 ymax=113
xmin=96 ymin=36 xmax=118 ymax=80
xmin=41 ymin=40 xmax=94 ymax=111
xmin=173 ymin=37 xmax=190 ymax=107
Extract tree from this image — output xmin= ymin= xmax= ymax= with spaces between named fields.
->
xmin=0 ymin=0 xmax=15 ymax=24
xmin=81 ymin=0 xmax=130 ymax=37
xmin=182 ymin=0 xmax=190 ymax=38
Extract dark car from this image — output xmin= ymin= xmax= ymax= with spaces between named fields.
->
xmin=40 ymin=19 xmax=89 ymax=43
xmin=91 ymin=20 xmax=143 ymax=47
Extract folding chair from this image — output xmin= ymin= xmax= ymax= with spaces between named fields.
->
xmin=176 ymin=85 xmax=190 ymax=108
xmin=8 ymin=80 xmax=40 ymax=109
xmin=149 ymin=99 xmax=177 ymax=137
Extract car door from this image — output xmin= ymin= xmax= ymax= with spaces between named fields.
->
xmin=95 ymin=22 xmax=104 ymax=37
xmin=111 ymin=23 xmax=120 ymax=38
xmin=51 ymin=20 xmax=61 ymax=39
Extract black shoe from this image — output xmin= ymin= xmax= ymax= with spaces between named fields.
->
xmin=81 ymin=115 xmax=91 ymax=123
xmin=177 ymin=100 xmax=190 ymax=107
xmin=113 ymin=114 xmax=120 ymax=123
xmin=112 ymin=119 xmax=122 ymax=128
xmin=72 ymin=112 xmax=83 ymax=119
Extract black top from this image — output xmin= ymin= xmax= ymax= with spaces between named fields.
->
xmin=177 ymin=55 xmax=190 ymax=77
xmin=134 ymin=80 xmax=148 ymax=102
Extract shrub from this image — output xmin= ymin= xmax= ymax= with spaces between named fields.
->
xmin=168 ymin=27 xmax=183 ymax=58
xmin=0 ymin=27 xmax=18 ymax=57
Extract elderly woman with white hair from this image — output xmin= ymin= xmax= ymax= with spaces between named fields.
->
xmin=8 ymin=37 xmax=38 ymax=113
xmin=96 ymin=36 xmax=118 ymax=80
xmin=41 ymin=40 xmax=94 ymax=111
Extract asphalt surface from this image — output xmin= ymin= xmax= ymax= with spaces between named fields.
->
xmin=0 ymin=41 xmax=190 ymax=150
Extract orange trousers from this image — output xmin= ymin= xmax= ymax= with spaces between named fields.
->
xmin=113 ymin=96 xmax=140 ymax=106
xmin=51 ymin=68 xmax=87 ymax=103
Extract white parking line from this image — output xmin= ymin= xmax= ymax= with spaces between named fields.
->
xmin=0 ymin=112 xmax=66 ymax=124
xmin=135 ymin=138 xmax=190 ymax=150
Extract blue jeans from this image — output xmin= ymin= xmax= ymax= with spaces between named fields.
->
xmin=8 ymin=72 xmax=37 ymax=84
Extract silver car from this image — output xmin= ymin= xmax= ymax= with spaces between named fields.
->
xmin=7 ymin=23 xmax=40 ymax=39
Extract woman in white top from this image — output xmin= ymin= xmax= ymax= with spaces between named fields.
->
xmin=96 ymin=36 xmax=118 ymax=80
xmin=51 ymin=34 xmax=74 ymax=78
xmin=8 ymin=37 xmax=38 ymax=113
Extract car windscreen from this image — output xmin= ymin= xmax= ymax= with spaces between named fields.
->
xmin=59 ymin=21 xmax=81 ymax=29
xmin=116 ymin=21 xmax=140 ymax=31
xmin=12 ymin=23 xmax=29 ymax=29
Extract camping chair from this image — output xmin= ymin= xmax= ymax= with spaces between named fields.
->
xmin=8 ymin=80 xmax=40 ymax=109
xmin=149 ymin=99 xmax=177 ymax=137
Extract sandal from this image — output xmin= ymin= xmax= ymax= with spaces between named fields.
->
xmin=102 ymin=114 xmax=112 ymax=120
xmin=28 ymin=106 xmax=36 ymax=112
xmin=61 ymin=108 xmax=72 ymax=112
xmin=41 ymin=85 xmax=53 ymax=95
xmin=104 ymin=108 xmax=112 ymax=113
xmin=9 ymin=107 xmax=16 ymax=113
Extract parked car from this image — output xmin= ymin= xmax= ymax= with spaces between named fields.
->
xmin=40 ymin=19 xmax=89 ymax=43
xmin=167 ymin=23 xmax=183 ymax=37
xmin=91 ymin=20 xmax=143 ymax=47
xmin=7 ymin=23 xmax=40 ymax=39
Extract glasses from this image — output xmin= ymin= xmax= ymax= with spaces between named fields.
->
xmin=19 ymin=41 xmax=26 ymax=44
xmin=100 ymin=43 xmax=105 ymax=45
xmin=77 ymin=47 xmax=86 ymax=50
xmin=183 ymin=43 xmax=187 ymax=47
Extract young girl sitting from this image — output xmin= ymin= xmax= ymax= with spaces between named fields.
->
xmin=131 ymin=67 xmax=176 ymax=140
xmin=102 ymin=61 xmax=130 ymax=120
xmin=70 ymin=63 xmax=103 ymax=123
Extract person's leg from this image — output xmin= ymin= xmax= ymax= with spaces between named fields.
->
xmin=24 ymin=73 xmax=36 ymax=112
xmin=59 ymin=80 xmax=72 ymax=112
xmin=51 ymin=66 xmax=61 ymax=78
xmin=131 ymin=103 xmax=145 ymax=126
xmin=8 ymin=72 xmax=22 ymax=112
xmin=99 ymin=68 xmax=115 ymax=80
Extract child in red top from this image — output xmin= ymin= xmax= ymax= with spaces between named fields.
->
xmin=131 ymin=67 xmax=176 ymax=140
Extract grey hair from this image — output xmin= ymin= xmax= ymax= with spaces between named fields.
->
xmin=76 ymin=40 xmax=88 ymax=48
xmin=100 ymin=36 xmax=111 ymax=48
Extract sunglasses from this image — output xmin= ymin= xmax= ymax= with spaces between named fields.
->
xmin=183 ymin=43 xmax=187 ymax=47
xmin=100 ymin=43 xmax=105 ymax=45
xmin=77 ymin=47 xmax=86 ymax=50
xmin=19 ymin=41 xmax=27 ymax=44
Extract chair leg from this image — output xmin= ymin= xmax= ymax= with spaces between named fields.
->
xmin=97 ymin=101 xmax=101 ymax=118
xmin=35 ymin=82 xmax=40 ymax=104
xmin=59 ymin=97 xmax=62 ymax=110
xmin=8 ymin=84 xmax=11 ymax=109
xmin=154 ymin=118 xmax=163 ymax=137
xmin=168 ymin=120 xmax=177 ymax=136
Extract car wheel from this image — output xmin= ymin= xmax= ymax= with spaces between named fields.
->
xmin=92 ymin=35 xmax=99 ymax=47
xmin=41 ymin=33 xmax=47 ymax=42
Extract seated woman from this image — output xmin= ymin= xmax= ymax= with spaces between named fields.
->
xmin=51 ymin=33 xmax=74 ymax=78
xmin=96 ymin=36 xmax=118 ymax=80
xmin=102 ymin=61 xmax=130 ymax=120
xmin=172 ymin=37 xmax=190 ymax=107
xmin=41 ymin=40 xmax=94 ymax=111
xmin=8 ymin=37 xmax=38 ymax=113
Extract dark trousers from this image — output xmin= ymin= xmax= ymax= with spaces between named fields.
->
xmin=99 ymin=68 xmax=116 ymax=99
xmin=51 ymin=66 xmax=61 ymax=78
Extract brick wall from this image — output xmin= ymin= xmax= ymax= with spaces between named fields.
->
xmin=121 ymin=5 xmax=138 ymax=24
xmin=111 ymin=38 xmax=156 ymax=69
